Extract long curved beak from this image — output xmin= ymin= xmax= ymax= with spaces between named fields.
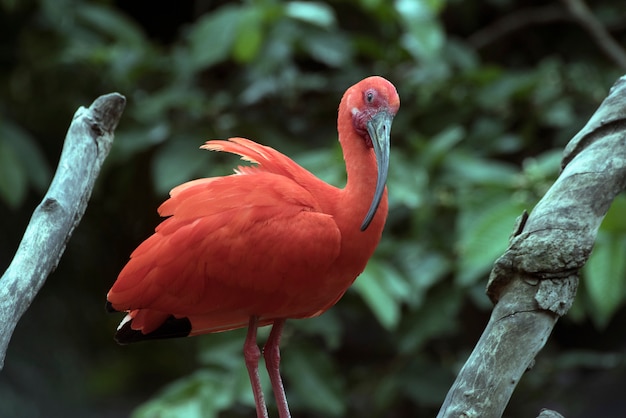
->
xmin=360 ymin=110 xmax=394 ymax=231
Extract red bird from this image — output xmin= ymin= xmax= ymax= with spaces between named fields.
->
xmin=107 ymin=76 xmax=400 ymax=418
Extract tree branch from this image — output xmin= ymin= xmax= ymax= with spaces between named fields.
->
xmin=0 ymin=93 xmax=126 ymax=369
xmin=468 ymin=0 xmax=626 ymax=71
xmin=467 ymin=5 xmax=570 ymax=50
xmin=561 ymin=0 xmax=626 ymax=71
xmin=437 ymin=75 xmax=626 ymax=418
xmin=537 ymin=409 xmax=565 ymax=418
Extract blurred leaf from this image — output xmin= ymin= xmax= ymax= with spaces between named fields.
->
xmin=583 ymin=232 xmax=626 ymax=328
xmin=354 ymin=259 xmax=407 ymax=329
xmin=133 ymin=87 xmax=206 ymax=123
xmin=598 ymin=194 xmax=626 ymax=233
xmin=443 ymin=38 xmax=479 ymax=71
xmin=110 ymin=123 xmax=170 ymax=163
xmin=388 ymin=149 xmax=426 ymax=209
xmin=76 ymin=3 xmax=145 ymax=46
xmin=397 ymin=284 xmax=463 ymax=353
xmin=233 ymin=7 xmax=265 ymax=63
xmin=421 ymin=125 xmax=465 ymax=170
xmin=152 ymin=138 xmax=213 ymax=195
xmin=302 ymin=30 xmax=351 ymax=67
xmin=395 ymin=0 xmax=445 ymax=62
xmin=476 ymin=71 xmax=536 ymax=108
xmin=542 ymin=98 xmax=575 ymax=128
xmin=552 ymin=349 xmax=622 ymax=370
xmin=1 ymin=121 xmax=51 ymax=192
xmin=400 ymin=358 xmax=454 ymax=406
xmin=465 ymin=117 xmax=511 ymax=153
xmin=293 ymin=147 xmax=344 ymax=186
xmin=0 ymin=137 xmax=27 ymax=208
xmin=39 ymin=0 xmax=75 ymax=30
xmin=135 ymin=330 xmax=261 ymax=418
xmin=456 ymin=198 xmax=527 ymax=285
xmin=197 ymin=329 xmax=247 ymax=370
xmin=283 ymin=343 xmax=345 ymax=416
xmin=445 ymin=152 xmax=518 ymax=187
xmin=187 ymin=4 xmax=241 ymax=69
xmin=292 ymin=312 xmax=343 ymax=350
xmin=0 ymin=118 xmax=51 ymax=209
xmin=284 ymin=1 xmax=336 ymax=27
xmin=521 ymin=149 xmax=562 ymax=180
xmin=394 ymin=242 xmax=452 ymax=307
xmin=132 ymin=367 xmax=249 ymax=418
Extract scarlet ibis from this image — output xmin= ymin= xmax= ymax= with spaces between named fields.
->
xmin=107 ymin=76 xmax=400 ymax=417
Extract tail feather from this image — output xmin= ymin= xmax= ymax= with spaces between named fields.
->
xmin=114 ymin=315 xmax=192 ymax=344
xmin=106 ymin=302 xmax=193 ymax=344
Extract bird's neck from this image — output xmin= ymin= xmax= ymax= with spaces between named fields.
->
xmin=336 ymin=107 xmax=389 ymax=237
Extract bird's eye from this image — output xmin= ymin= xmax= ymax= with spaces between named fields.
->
xmin=365 ymin=90 xmax=375 ymax=104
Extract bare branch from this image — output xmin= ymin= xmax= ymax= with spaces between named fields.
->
xmin=468 ymin=0 xmax=626 ymax=71
xmin=437 ymin=75 xmax=626 ymax=418
xmin=0 ymin=93 xmax=126 ymax=369
xmin=467 ymin=6 xmax=570 ymax=50
xmin=561 ymin=0 xmax=626 ymax=70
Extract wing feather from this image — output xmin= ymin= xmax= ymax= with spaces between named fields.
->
xmin=108 ymin=169 xmax=342 ymax=334
xmin=200 ymin=137 xmax=320 ymax=186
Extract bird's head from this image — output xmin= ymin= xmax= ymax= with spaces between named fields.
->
xmin=344 ymin=76 xmax=400 ymax=231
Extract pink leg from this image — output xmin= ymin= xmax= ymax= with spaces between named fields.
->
xmin=244 ymin=316 xmax=269 ymax=418
xmin=264 ymin=319 xmax=291 ymax=418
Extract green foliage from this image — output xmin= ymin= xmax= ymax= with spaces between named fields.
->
xmin=581 ymin=195 xmax=626 ymax=328
xmin=133 ymin=331 xmax=258 ymax=418
xmin=354 ymin=259 xmax=409 ymax=329
xmin=2 ymin=0 xmax=626 ymax=417
xmin=282 ymin=341 xmax=346 ymax=416
xmin=0 ymin=120 xmax=51 ymax=208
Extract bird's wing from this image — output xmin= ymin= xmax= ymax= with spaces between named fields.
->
xmin=107 ymin=171 xmax=342 ymax=334
xmin=201 ymin=137 xmax=321 ymax=184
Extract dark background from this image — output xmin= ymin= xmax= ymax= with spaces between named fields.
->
xmin=1 ymin=0 xmax=626 ymax=417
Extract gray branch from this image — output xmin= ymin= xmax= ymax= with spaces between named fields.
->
xmin=537 ymin=409 xmax=565 ymax=418
xmin=437 ymin=75 xmax=626 ymax=418
xmin=0 ymin=93 xmax=126 ymax=369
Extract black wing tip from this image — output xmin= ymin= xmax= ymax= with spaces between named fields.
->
xmin=114 ymin=315 xmax=193 ymax=345
xmin=105 ymin=301 xmax=118 ymax=313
